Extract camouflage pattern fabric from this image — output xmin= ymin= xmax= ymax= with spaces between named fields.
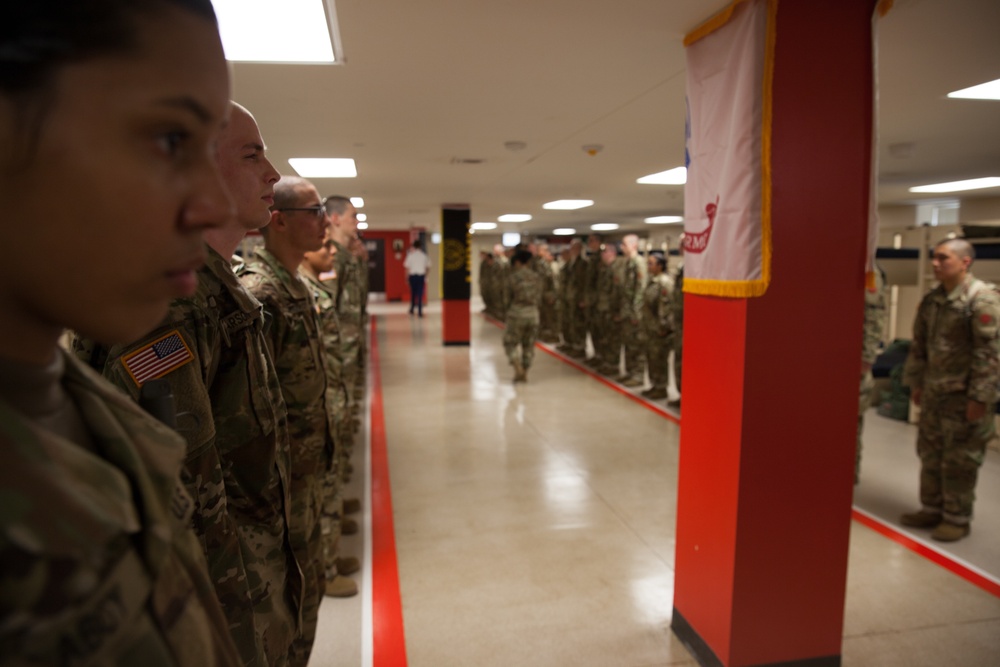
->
xmin=596 ymin=257 xmax=626 ymax=372
xmin=0 ymin=352 xmax=242 ymax=666
xmin=480 ymin=256 xmax=495 ymax=316
xmin=300 ymin=268 xmax=354 ymax=581
xmin=327 ymin=240 xmax=366 ymax=397
xmin=583 ymin=252 xmax=601 ymax=353
xmin=559 ymin=256 xmax=587 ymax=354
xmin=503 ymin=266 xmax=542 ymax=368
xmin=621 ymin=254 xmax=647 ymax=381
xmin=671 ymin=265 xmax=685 ymax=393
xmin=857 ymin=270 xmax=887 ymax=481
xmin=533 ymin=256 xmax=560 ymax=342
xmin=240 ymin=247 xmax=335 ymax=667
xmin=903 ymin=273 xmax=1000 ymax=521
xmin=642 ymin=272 xmax=674 ymax=391
xmin=78 ymin=247 xmax=302 ymax=667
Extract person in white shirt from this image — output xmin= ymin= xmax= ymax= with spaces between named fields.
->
xmin=404 ymin=239 xmax=430 ymax=317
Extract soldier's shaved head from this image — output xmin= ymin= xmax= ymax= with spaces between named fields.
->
xmin=935 ymin=238 xmax=975 ymax=262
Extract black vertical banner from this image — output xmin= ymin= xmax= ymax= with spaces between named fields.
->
xmin=441 ymin=205 xmax=471 ymax=344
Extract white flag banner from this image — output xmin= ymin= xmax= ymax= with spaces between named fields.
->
xmin=683 ymin=0 xmax=776 ymax=298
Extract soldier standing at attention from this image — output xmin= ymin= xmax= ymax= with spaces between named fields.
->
xmin=583 ymin=234 xmax=605 ymax=367
xmin=0 ymin=1 xmax=242 ymax=664
xmin=300 ymin=239 xmax=362 ymax=599
xmin=479 ymin=251 xmax=496 ymax=316
xmin=669 ymin=257 xmax=685 ymax=408
xmin=240 ymin=176 xmax=336 ymax=665
xmin=535 ymin=243 xmax=561 ymax=343
xmin=857 ymin=267 xmax=887 ymax=483
xmin=504 ymin=250 xmax=544 ymax=382
xmin=641 ymin=252 xmax=674 ymax=400
xmin=491 ymin=244 xmax=511 ymax=322
xmin=79 ymin=103 xmax=303 ymax=666
xmin=902 ymin=238 xmax=1000 ymax=542
xmin=326 ymin=197 xmax=367 ymax=401
xmin=619 ymin=234 xmax=648 ymax=387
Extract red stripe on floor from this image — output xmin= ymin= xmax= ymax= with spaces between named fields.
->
xmin=851 ymin=508 xmax=1000 ymax=598
xmin=369 ymin=318 xmax=408 ymax=666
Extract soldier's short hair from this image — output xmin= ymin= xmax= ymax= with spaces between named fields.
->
xmin=272 ymin=175 xmax=312 ymax=210
xmin=649 ymin=251 xmax=667 ymax=271
xmin=935 ymin=238 xmax=975 ymax=262
xmin=324 ymin=196 xmax=351 ymax=216
xmin=512 ymin=249 xmax=533 ymax=266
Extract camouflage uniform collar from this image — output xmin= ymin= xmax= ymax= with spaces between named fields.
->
xmin=252 ymin=247 xmax=312 ymax=299
xmin=940 ymin=273 xmax=977 ymax=301
xmin=205 ymin=245 xmax=263 ymax=312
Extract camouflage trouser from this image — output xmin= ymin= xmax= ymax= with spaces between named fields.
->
xmin=916 ymin=391 xmax=994 ymax=523
xmin=539 ymin=297 xmax=559 ymax=340
xmin=622 ymin=317 xmax=644 ymax=380
xmin=643 ymin=327 xmax=670 ymax=390
xmin=340 ymin=317 xmax=364 ymax=397
xmin=857 ymin=369 xmax=875 ymax=481
xmin=287 ymin=469 xmax=324 ymax=667
xmin=503 ymin=312 xmax=539 ymax=368
xmin=598 ymin=315 xmax=622 ymax=372
xmin=562 ymin=302 xmax=586 ymax=352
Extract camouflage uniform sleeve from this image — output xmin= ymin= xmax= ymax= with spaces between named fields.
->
xmin=659 ymin=278 xmax=673 ymax=337
xmin=861 ymin=280 xmax=887 ymax=366
xmin=968 ymin=288 xmax=1000 ymax=404
xmin=903 ymin=294 xmax=931 ymax=391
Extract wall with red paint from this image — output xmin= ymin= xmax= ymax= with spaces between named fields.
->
xmin=363 ymin=231 xmax=412 ymax=302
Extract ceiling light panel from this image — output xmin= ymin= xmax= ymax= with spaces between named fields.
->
xmin=351 ymin=197 xmax=365 ymax=208
xmin=498 ymin=214 xmax=532 ymax=223
xmin=637 ymin=166 xmax=687 ymax=185
xmin=553 ymin=228 xmax=577 ymax=235
xmin=288 ymin=158 xmax=357 ymax=178
xmin=543 ymin=200 xmax=594 ymax=210
xmin=591 ymin=223 xmax=619 ymax=231
xmin=471 ymin=222 xmax=497 ymax=230
xmin=212 ymin=0 xmax=344 ymax=64
xmin=947 ymin=78 xmax=1000 ymax=101
xmin=645 ymin=216 xmax=684 ymax=224
xmin=909 ymin=177 xmax=1000 ymax=193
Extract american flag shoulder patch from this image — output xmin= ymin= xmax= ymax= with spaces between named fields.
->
xmin=121 ymin=330 xmax=194 ymax=387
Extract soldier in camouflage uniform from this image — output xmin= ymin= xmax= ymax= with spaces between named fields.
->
xmin=857 ymin=267 xmax=888 ymax=483
xmin=557 ymin=240 xmax=586 ymax=356
xmin=479 ymin=251 xmax=495 ymax=315
xmin=640 ymin=252 xmax=674 ymax=400
xmin=240 ymin=176 xmax=336 ymax=665
xmin=535 ymin=243 xmax=561 ymax=343
xmin=902 ymin=239 xmax=1000 ymax=542
xmin=504 ymin=250 xmax=544 ymax=382
xmin=1 ymin=2 xmax=241 ymax=663
xmin=619 ymin=234 xmax=648 ymax=387
xmin=583 ymin=235 xmax=605 ymax=367
xmin=597 ymin=243 xmax=626 ymax=377
xmin=300 ymin=240 xmax=361 ymax=599
xmin=669 ymin=262 xmax=685 ymax=408
xmin=491 ymin=244 xmax=511 ymax=322
xmin=72 ymin=105 xmax=303 ymax=666
xmin=326 ymin=196 xmax=367 ymax=402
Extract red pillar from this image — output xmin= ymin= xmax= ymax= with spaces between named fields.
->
xmin=671 ymin=2 xmax=875 ymax=665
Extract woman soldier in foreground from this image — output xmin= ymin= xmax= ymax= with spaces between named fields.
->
xmin=0 ymin=1 xmax=242 ymax=664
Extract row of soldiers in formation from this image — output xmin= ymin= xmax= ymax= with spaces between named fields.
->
xmin=66 ymin=103 xmax=370 ymax=666
xmin=481 ymin=234 xmax=684 ymax=402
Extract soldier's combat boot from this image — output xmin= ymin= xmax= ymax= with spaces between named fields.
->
xmin=325 ymin=575 xmax=359 ymax=598
xmin=642 ymin=387 xmax=667 ymax=400
xmin=900 ymin=509 xmax=943 ymax=528
xmin=931 ymin=521 xmax=970 ymax=542
xmin=621 ymin=376 xmax=643 ymax=388
xmin=513 ymin=361 xmax=526 ymax=383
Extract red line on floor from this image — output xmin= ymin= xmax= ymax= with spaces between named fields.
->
xmin=368 ymin=318 xmax=408 ymax=666
xmin=851 ymin=508 xmax=1000 ymax=599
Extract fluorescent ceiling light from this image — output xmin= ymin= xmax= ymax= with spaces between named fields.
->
xmin=543 ymin=199 xmax=594 ymax=210
xmin=502 ymin=232 xmax=521 ymax=247
xmin=288 ymin=158 xmax=357 ymax=178
xmin=356 ymin=213 xmax=367 ymax=222
xmin=591 ymin=223 xmax=619 ymax=231
xmin=637 ymin=166 xmax=687 ymax=185
xmin=553 ymin=228 xmax=576 ymax=236
xmin=947 ymin=78 xmax=1000 ymax=101
xmin=645 ymin=216 xmax=684 ymax=224
xmin=471 ymin=222 xmax=497 ymax=230
xmin=350 ymin=197 xmax=365 ymax=208
xmin=357 ymin=221 xmax=369 ymax=230
xmin=211 ymin=0 xmax=343 ymax=64
xmin=909 ymin=177 xmax=1000 ymax=194
xmin=498 ymin=214 xmax=532 ymax=223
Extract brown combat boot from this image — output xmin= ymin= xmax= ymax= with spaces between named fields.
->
xmin=931 ymin=521 xmax=970 ymax=542
xmin=900 ymin=510 xmax=943 ymax=528
xmin=513 ymin=361 xmax=526 ymax=383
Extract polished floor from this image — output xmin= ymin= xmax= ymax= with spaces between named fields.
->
xmin=309 ymin=300 xmax=1000 ymax=667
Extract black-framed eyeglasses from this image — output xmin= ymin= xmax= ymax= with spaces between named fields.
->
xmin=276 ymin=204 xmax=326 ymax=218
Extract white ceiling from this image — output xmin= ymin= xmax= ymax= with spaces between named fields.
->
xmin=229 ymin=0 xmax=1000 ymax=236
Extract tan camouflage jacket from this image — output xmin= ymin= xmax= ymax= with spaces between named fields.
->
xmin=621 ymin=254 xmax=647 ymax=321
xmin=862 ymin=270 xmax=887 ymax=367
xmin=240 ymin=248 xmax=335 ymax=477
xmin=642 ymin=272 xmax=674 ymax=339
xmin=504 ymin=265 xmax=542 ymax=321
xmin=904 ymin=273 xmax=1000 ymax=403
xmin=81 ymin=246 xmax=302 ymax=666
xmin=0 ymin=353 xmax=242 ymax=666
xmin=299 ymin=269 xmax=351 ymax=426
xmin=329 ymin=240 xmax=364 ymax=327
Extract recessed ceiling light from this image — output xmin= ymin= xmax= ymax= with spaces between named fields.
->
xmin=502 ymin=232 xmax=521 ymax=247
xmin=357 ymin=213 xmax=367 ymax=222
xmin=357 ymin=222 xmax=369 ymax=230
xmin=211 ymin=0 xmax=343 ymax=63
xmin=498 ymin=214 xmax=532 ymax=223
xmin=947 ymin=78 xmax=1000 ymax=101
xmin=543 ymin=199 xmax=594 ymax=210
xmin=637 ymin=167 xmax=687 ymax=185
xmin=591 ymin=223 xmax=619 ymax=231
xmin=471 ymin=222 xmax=497 ymax=230
xmin=288 ymin=158 xmax=357 ymax=178
xmin=553 ymin=228 xmax=577 ymax=236
xmin=909 ymin=177 xmax=1000 ymax=193
xmin=645 ymin=216 xmax=684 ymax=224
xmin=350 ymin=197 xmax=365 ymax=208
